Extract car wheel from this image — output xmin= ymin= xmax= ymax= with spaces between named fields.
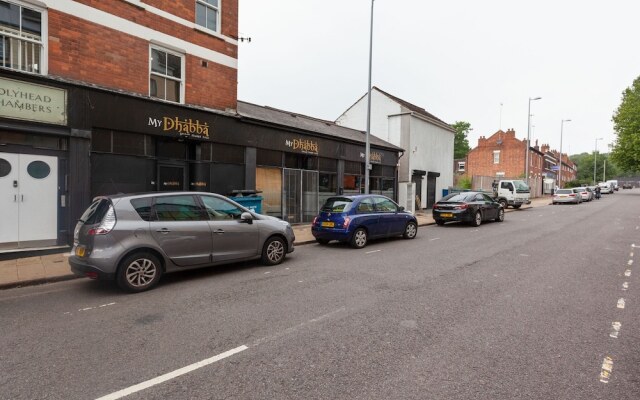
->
xmin=471 ymin=211 xmax=482 ymax=227
xmin=513 ymin=204 xmax=521 ymax=209
xmin=499 ymin=199 xmax=508 ymax=209
xmin=403 ymin=221 xmax=418 ymax=239
xmin=116 ymin=252 xmax=162 ymax=293
xmin=350 ymin=228 xmax=368 ymax=249
xmin=315 ymin=238 xmax=330 ymax=245
xmin=495 ymin=208 xmax=505 ymax=222
xmin=435 ymin=219 xmax=445 ymax=226
xmin=261 ymin=236 xmax=286 ymax=266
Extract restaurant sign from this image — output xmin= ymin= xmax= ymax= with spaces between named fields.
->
xmin=0 ymin=77 xmax=67 ymax=125
xmin=148 ymin=116 xmax=210 ymax=139
xmin=285 ymin=138 xmax=318 ymax=154
xmin=359 ymin=150 xmax=384 ymax=164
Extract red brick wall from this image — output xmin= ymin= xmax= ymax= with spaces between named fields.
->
xmin=48 ymin=1 xmax=238 ymax=111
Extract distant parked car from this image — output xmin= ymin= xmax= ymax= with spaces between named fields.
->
xmin=311 ymin=195 xmax=418 ymax=248
xmin=574 ymin=187 xmax=591 ymax=202
xmin=598 ymin=182 xmax=613 ymax=194
xmin=70 ymin=192 xmax=295 ymax=292
xmin=622 ymin=182 xmax=633 ymax=189
xmin=553 ymin=188 xmax=581 ymax=204
xmin=432 ymin=191 xmax=504 ymax=227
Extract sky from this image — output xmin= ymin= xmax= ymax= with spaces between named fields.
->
xmin=237 ymin=0 xmax=640 ymax=156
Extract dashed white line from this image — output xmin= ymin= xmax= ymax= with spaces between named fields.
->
xmin=631 ymin=252 xmax=634 ymax=258
xmin=622 ymin=282 xmax=629 ymax=291
xmin=617 ymin=298 xmax=626 ymax=309
xmin=628 ymin=260 xmax=633 ymax=266
xmin=95 ymin=345 xmax=248 ymax=400
xmin=264 ymin=271 xmax=271 ymax=275
xmin=625 ymin=270 xmax=632 ymax=277
xmin=429 ymin=238 xmax=440 ymax=242
xmin=519 ymin=254 xmax=530 ymax=257
xmin=609 ymin=322 xmax=622 ymax=339
xmin=366 ymin=249 xmax=382 ymax=254
xmin=78 ymin=302 xmax=116 ymax=312
xmin=600 ymin=356 xmax=614 ymax=383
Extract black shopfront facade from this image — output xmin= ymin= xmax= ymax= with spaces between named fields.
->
xmin=0 ymin=70 xmax=400 ymax=251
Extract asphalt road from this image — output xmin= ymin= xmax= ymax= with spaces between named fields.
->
xmin=1 ymin=190 xmax=639 ymax=400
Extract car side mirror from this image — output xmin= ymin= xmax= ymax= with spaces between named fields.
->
xmin=240 ymin=212 xmax=254 ymax=224
xmin=398 ymin=206 xmax=405 ymax=212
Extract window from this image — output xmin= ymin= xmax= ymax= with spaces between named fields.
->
xmin=200 ymin=195 xmax=243 ymax=220
xmin=150 ymin=46 xmax=183 ymax=103
xmin=154 ymin=195 xmax=205 ymax=221
xmin=0 ymin=1 xmax=44 ymax=73
xmin=373 ymin=196 xmax=397 ymax=213
xmin=493 ymin=150 xmax=500 ymax=164
xmin=356 ymin=198 xmax=374 ymax=213
xmin=195 ymin=0 xmax=219 ymax=32
xmin=457 ymin=161 xmax=465 ymax=172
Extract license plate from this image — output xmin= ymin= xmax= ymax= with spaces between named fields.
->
xmin=321 ymin=221 xmax=335 ymax=228
xmin=440 ymin=213 xmax=453 ymax=218
xmin=75 ymin=246 xmax=86 ymax=257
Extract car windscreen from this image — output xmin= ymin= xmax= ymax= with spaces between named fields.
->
xmin=556 ymin=189 xmax=572 ymax=194
xmin=321 ymin=197 xmax=353 ymax=212
xmin=441 ymin=193 xmax=474 ymax=202
xmin=513 ymin=180 xmax=530 ymax=191
xmin=79 ymin=198 xmax=111 ymax=225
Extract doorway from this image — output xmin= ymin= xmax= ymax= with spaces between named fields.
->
xmin=0 ymin=152 xmax=58 ymax=249
xmin=283 ymin=168 xmax=319 ymax=223
xmin=158 ymin=163 xmax=186 ymax=191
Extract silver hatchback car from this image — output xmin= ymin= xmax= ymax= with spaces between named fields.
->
xmin=69 ymin=192 xmax=295 ymax=292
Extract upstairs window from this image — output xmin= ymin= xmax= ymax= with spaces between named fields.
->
xmin=493 ymin=150 xmax=500 ymax=164
xmin=457 ymin=161 xmax=465 ymax=172
xmin=149 ymin=46 xmax=183 ymax=103
xmin=196 ymin=0 xmax=219 ymax=32
xmin=0 ymin=0 xmax=44 ymax=73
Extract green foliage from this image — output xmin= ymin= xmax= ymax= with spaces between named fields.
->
xmin=570 ymin=152 xmax=620 ymax=184
xmin=452 ymin=121 xmax=471 ymax=159
xmin=458 ymin=175 xmax=472 ymax=189
xmin=611 ymin=76 xmax=640 ymax=173
xmin=564 ymin=180 xmax=582 ymax=188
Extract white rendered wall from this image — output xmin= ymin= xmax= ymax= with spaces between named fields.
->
xmin=336 ymin=90 xmax=403 ymax=144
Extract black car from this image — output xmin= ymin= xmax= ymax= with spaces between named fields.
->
xmin=432 ymin=191 xmax=505 ymax=227
xmin=622 ymin=182 xmax=633 ymax=189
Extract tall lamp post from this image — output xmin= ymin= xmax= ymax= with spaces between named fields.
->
xmin=525 ymin=97 xmax=542 ymax=185
xmin=558 ymin=119 xmax=571 ymax=188
xmin=593 ymin=137 xmax=603 ymax=185
xmin=364 ymin=0 xmax=375 ymax=194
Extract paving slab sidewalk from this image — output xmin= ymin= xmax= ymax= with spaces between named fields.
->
xmin=0 ymin=196 xmax=552 ymax=290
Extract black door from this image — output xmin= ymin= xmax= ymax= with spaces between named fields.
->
xmin=158 ymin=164 xmax=186 ymax=191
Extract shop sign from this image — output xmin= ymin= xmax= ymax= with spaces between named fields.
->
xmin=285 ymin=138 xmax=318 ymax=154
xmin=148 ymin=116 xmax=210 ymax=139
xmin=359 ymin=150 xmax=384 ymax=164
xmin=0 ymin=77 xmax=67 ymax=125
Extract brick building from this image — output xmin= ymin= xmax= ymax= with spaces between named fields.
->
xmin=465 ymin=129 xmax=577 ymax=196
xmin=0 ymin=0 xmax=400 ymax=251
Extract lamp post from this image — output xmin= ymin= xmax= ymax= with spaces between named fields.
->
xmin=593 ymin=137 xmax=603 ymax=185
xmin=558 ymin=119 xmax=571 ymax=188
xmin=364 ymin=0 xmax=375 ymax=194
xmin=525 ymin=97 xmax=542 ymax=185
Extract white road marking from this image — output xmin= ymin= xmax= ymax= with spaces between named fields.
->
xmin=632 ymin=244 xmax=640 ymax=248
xmin=617 ymin=298 xmax=626 ymax=309
xmin=78 ymin=302 xmax=116 ymax=312
xmin=622 ymin=282 xmax=629 ymax=290
xmin=95 ymin=345 xmax=248 ymax=400
xmin=263 ymin=271 xmax=271 ymax=275
xmin=625 ymin=270 xmax=632 ymax=277
xmin=519 ymin=254 xmax=530 ymax=257
xmin=298 ymin=281 xmax=304 ymax=283
xmin=628 ymin=260 xmax=633 ymax=266
xmin=366 ymin=249 xmax=382 ymax=254
xmin=429 ymin=238 xmax=440 ymax=242
xmin=253 ymin=307 xmax=346 ymax=347
xmin=631 ymin=252 xmax=634 ymax=258
xmin=610 ymin=322 xmax=622 ymax=338
xmin=600 ymin=356 xmax=614 ymax=383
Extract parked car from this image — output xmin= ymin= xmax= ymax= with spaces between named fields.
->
xmin=69 ymin=192 xmax=295 ymax=292
xmin=553 ymin=188 xmax=581 ymax=204
xmin=623 ymin=182 xmax=633 ymax=189
xmin=311 ymin=195 xmax=418 ymax=248
xmin=432 ymin=191 xmax=504 ymax=227
xmin=574 ymin=187 xmax=591 ymax=202
xmin=598 ymin=182 xmax=613 ymax=194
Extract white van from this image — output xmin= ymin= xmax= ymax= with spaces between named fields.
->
xmin=607 ymin=180 xmax=619 ymax=191
xmin=599 ymin=182 xmax=613 ymax=194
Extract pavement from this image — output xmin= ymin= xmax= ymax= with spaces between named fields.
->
xmin=0 ymin=196 xmax=553 ymax=290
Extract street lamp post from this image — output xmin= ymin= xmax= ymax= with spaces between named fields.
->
xmin=593 ymin=137 xmax=603 ymax=185
xmin=364 ymin=0 xmax=375 ymax=194
xmin=525 ymin=97 xmax=542 ymax=186
xmin=558 ymin=119 xmax=571 ymax=188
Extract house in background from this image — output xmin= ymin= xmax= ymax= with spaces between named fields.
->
xmin=336 ymin=87 xmax=455 ymax=212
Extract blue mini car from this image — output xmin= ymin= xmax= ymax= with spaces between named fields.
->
xmin=311 ymin=195 xmax=418 ymax=248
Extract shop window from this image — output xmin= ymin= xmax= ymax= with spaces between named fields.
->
xmin=319 ymin=157 xmax=337 ymax=173
xmin=344 ymin=160 xmax=363 ymax=175
xmin=285 ymin=153 xmax=317 ymax=170
xmin=256 ymin=167 xmax=282 ymax=219
xmin=319 ymin=172 xmax=337 ymax=206
xmin=343 ymin=174 xmax=363 ymax=195
xmin=0 ymin=131 xmax=66 ymax=150
xmin=257 ymin=149 xmax=282 ymax=167
xmin=195 ymin=0 xmax=219 ymax=33
xmin=113 ymin=131 xmax=146 ymax=155
xmin=150 ymin=46 xmax=183 ymax=103
xmin=157 ymin=139 xmax=186 ymax=159
xmin=0 ymin=1 xmax=45 ymax=73
xmin=212 ymin=143 xmax=244 ymax=164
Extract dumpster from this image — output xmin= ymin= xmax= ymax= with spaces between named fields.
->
xmin=227 ymin=190 xmax=263 ymax=214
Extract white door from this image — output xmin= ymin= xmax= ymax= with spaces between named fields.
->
xmin=0 ymin=152 xmax=58 ymax=248
xmin=0 ymin=153 xmax=20 ymax=244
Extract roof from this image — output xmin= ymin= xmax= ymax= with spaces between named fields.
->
xmin=237 ymin=101 xmax=403 ymax=152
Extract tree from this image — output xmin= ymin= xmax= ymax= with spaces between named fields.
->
xmin=452 ymin=121 xmax=471 ymax=159
xmin=611 ymin=76 xmax=640 ymax=173
xmin=570 ymin=152 xmax=620 ymax=184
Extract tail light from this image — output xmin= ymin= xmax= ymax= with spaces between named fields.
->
xmin=88 ymin=205 xmax=116 ymax=235
xmin=453 ymin=204 xmax=468 ymax=210
xmin=342 ymin=217 xmax=351 ymax=228
xmin=569 ymin=194 xmax=576 ymax=197
xmin=312 ymin=216 xmax=318 ymax=225
xmin=433 ymin=204 xmax=440 ymax=210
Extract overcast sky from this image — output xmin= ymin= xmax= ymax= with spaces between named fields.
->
xmin=237 ymin=0 xmax=639 ymax=156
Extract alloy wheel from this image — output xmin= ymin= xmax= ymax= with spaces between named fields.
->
xmin=125 ymin=258 xmax=157 ymax=288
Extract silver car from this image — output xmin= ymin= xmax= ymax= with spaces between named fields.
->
xmin=552 ymin=188 xmax=581 ymax=204
xmin=69 ymin=192 xmax=295 ymax=292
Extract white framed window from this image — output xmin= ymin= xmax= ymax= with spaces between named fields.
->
xmin=149 ymin=46 xmax=184 ymax=103
xmin=457 ymin=161 xmax=465 ymax=172
xmin=195 ymin=0 xmax=219 ymax=32
xmin=0 ymin=0 xmax=46 ymax=74
xmin=493 ymin=150 xmax=500 ymax=164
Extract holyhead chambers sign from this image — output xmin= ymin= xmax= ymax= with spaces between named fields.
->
xmin=0 ymin=76 xmax=67 ymax=125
